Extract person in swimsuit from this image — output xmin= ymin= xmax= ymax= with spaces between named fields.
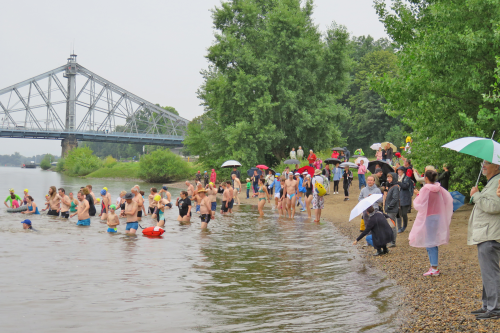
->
xmin=304 ymin=174 xmax=313 ymax=218
xmin=118 ymin=190 xmax=127 ymax=217
xmin=100 ymin=189 xmax=109 ymax=221
xmin=45 ymin=186 xmax=61 ymax=217
xmin=207 ymin=182 xmax=217 ymax=217
xmin=124 ymin=192 xmax=139 ymax=234
xmin=58 ymin=188 xmax=71 ymax=218
xmin=106 ymin=205 xmax=120 ymax=233
xmin=148 ymin=188 xmax=158 ymax=215
xmin=278 ymin=177 xmax=286 ymax=216
xmin=198 ymin=189 xmax=214 ymax=229
xmin=284 ymin=172 xmax=298 ymax=218
xmin=70 ymin=191 xmax=90 ymax=226
xmin=221 ymin=183 xmax=230 ymax=215
xmin=226 ymin=181 xmax=234 ymax=213
xmin=69 ymin=192 xmax=78 ymax=213
xmin=81 ymin=187 xmax=96 ymax=216
xmin=160 ymin=186 xmax=172 ymax=202
xmin=185 ymin=181 xmax=195 ymax=199
xmin=4 ymin=189 xmax=22 ymax=208
xmin=232 ymin=174 xmax=241 ymax=205
xmin=152 ymin=194 xmax=171 ymax=227
xmin=257 ymin=178 xmax=270 ymax=217
xmin=21 ymin=219 xmax=37 ymax=231
xmin=23 ymin=189 xmax=29 ymax=205
xmin=132 ymin=186 xmax=144 ymax=221
xmin=22 ymin=196 xmax=39 ymax=215
xmin=176 ymin=191 xmax=192 ymax=222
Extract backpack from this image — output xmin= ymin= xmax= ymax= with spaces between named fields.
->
xmin=314 ymin=176 xmax=327 ymax=197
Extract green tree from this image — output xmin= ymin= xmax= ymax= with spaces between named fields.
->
xmin=373 ymin=0 xmax=500 ymax=193
xmin=186 ymin=0 xmax=351 ymax=168
xmin=63 ymin=147 xmax=103 ymax=176
xmin=138 ymin=149 xmax=192 ymax=182
xmin=40 ymin=154 xmax=53 ymax=170
xmin=156 ymin=104 xmax=180 ymax=116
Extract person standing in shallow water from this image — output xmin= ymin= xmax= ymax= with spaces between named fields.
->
xmin=71 ymin=191 xmax=90 ymax=226
xmin=409 ymin=170 xmax=453 ymax=277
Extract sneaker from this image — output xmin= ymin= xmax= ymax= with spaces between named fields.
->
xmin=423 ymin=268 xmax=440 ymax=276
xmin=300 ymin=209 xmax=306 ymax=212
xmin=471 ymin=308 xmax=488 ymax=315
xmin=387 ymin=243 xmax=396 ymax=248
xmin=476 ymin=311 xmax=500 ymax=320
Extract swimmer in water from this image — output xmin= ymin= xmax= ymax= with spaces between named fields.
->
xmin=106 ymin=205 xmax=120 ymax=233
xmin=70 ymin=191 xmax=90 ymax=226
xmin=46 ymin=186 xmax=61 ymax=217
xmin=131 ymin=186 xmax=144 ymax=221
xmin=58 ymin=188 xmax=71 ymax=219
xmin=124 ymin=192 xmax=139 ymax=234
xmin=69 ymin=192 xmax=78 ymax=214
xmin=4 ymin=188 xmax=22 ymax=208
xmin=21 ymin=219 xmax=36 ymax=231
xmin=152 ymin=194 xmax=170 ymax=227
xmin=176 ymin=191 xmax=191 ymax=223
xmin=100 ymin=189 xmax=110 ymax=221
xmin=257 ymin=178 xmax=270 ymax=217
xmin=198 ymin=188 xmax=213 ymax=229
xmin=22 ymin=196 xmax=39 ymax=215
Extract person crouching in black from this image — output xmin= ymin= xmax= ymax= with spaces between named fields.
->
xmin=353 ymin=206 xmax=395 ymax=256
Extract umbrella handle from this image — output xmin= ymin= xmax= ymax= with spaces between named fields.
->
xmin=474 ymin=130 xmax=495 ymax=188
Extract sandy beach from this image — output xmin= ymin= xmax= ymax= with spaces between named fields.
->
xmin=170 ymin=180 xmax=500 ymax=332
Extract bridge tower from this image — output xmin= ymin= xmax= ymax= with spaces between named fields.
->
xmin=61 ymin=54 xmax=78 ymax=157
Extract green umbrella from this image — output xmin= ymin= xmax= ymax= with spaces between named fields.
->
xmin=442 ymin=134 xmax=497 ymax=186
xmin=442 ymin=137 xmax=500 ymax=163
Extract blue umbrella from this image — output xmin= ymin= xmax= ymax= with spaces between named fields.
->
xmin=450 ymin=191 xmax=465 ymax=212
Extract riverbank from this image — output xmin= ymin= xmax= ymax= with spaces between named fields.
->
xmin=186 ymin=182 xmax=496 ymax=332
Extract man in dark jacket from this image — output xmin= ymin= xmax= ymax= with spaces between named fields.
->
xmin=384 ymin=172 xmax=400 ymax=247
xmin=397 ymin=166 xmax=412 ymax=233
xmin=353 ymin=206 xmax=394 ymax=256
xmin=438 ymin=164 xmax=450 ymax=190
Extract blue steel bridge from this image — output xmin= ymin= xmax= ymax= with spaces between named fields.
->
xmin=0 ymin=55 xmax=188 ymax=155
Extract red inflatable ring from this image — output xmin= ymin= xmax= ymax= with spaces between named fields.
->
xmin=142 ymin=226 xmax=165 ymax=237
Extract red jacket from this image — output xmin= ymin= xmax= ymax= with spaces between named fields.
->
xmin=307 ymin=153 xmax=317 ymax=164
xmin=331 ymin=151 xmax=339 ymax=159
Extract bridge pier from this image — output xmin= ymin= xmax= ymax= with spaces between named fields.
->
xmin=61 ymin=135 xmax=78 ymax=157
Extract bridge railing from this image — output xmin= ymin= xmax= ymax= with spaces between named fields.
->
xmin=0 ymin=126 xmax=183 ymax=140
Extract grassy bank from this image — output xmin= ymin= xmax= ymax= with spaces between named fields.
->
xmin=85 ymin=162 xmax=140 ymax=179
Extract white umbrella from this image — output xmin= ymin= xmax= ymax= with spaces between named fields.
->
xmin=370 ymin=143 xmax=381 ymax=150
xmin=349 ymin=194 xmax=383 ymax=221
xmin=354 ymin=156 xmax=369 ymax=167
xmin=221 ymin=160 xmax=242 ymax=168
xmin=339 ymin=162 xmax=358 ymax=169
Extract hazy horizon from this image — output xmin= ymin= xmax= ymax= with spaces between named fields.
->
xmin=0 ymin=0 xmax=387 ymax=156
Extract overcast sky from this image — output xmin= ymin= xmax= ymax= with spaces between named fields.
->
xmin=0 ymin=0 xmax=387 ymax=157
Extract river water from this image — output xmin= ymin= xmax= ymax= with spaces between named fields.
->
xmin=0 ymin=167 xmax=399 ymax=332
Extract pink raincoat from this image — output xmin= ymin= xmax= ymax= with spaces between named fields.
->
xmin=210 ymin=169 xmax=217 ymax=184
xmin=409 ymin=182 xmax=453 ymax=248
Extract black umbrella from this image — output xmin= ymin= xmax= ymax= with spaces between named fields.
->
xmin=247 ymin=167 xmax=262 ymax=177
xmin=268 ymin=168 xmax=277 ymax=175
xmin=331 ymin=147 xmax=345 ymax=151
xmin=368 ymin=160 xmax=394 ymax=175
xmin=324 ymin=158 xmax=341 ymax=165
xmin=284 ymin=159 xmax=299 ymax=165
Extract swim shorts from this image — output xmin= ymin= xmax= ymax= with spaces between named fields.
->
xmin=48 ymin=209 xmax=60 ymax=216
xmin=221 ymin=201 xmax=229 ymax=213
xmin=77 ymin=218 xmax=91 ymax=226
xmin=61 ymin=211 xmax=69 ymax=219
xmin=200 ymin=214 xmax=211 ymax=224
xmin=211 ymin=202 xmax=217 ymax=212
xmin=274 ymin=192 xmax=281 ymax=199
xmin=126 ymin=222 xmax=139 ymax=231
xmin=228 ymin=199 xmax=234 ymax=209
xmin=107 ymin=227 xmax=117 ymax=233
xmin=196 ymin=204 xmax=201 ymax=213
xmin=165 ymin=203 xmax=172 ymax=208
xmin=149 ymin=207 xmax=155 ymax=214
xmin=137 ymin=210 xmax=143 ymax=218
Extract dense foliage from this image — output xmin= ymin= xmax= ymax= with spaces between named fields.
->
xmin=62 ymin=147 xmax=103 ymax=176
xmin=138 ymin=149 xmax=192 ymax=182
xmin=0 ymin=153 xmax=59 ymax=167
xmin=339 ymin=36 xmax=409 ymax=152
xmin=40 ymin=154 xmax=53 ymax=170
xmin=185 ymin=0 xmax=351 ymax=169
xmin=372 ymin=0 xmax=500 ymax=193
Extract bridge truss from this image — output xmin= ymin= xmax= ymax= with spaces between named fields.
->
xmin=0 ymin=55 xmax=188 ymax=145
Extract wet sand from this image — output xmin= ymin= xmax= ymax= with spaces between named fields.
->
xmin=170 ymin=180 xmax=500 ymax=332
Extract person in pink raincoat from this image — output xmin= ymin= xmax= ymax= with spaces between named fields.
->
xmin=210 ymin=169 xmax=217 ymax=184
xmin=409 ymin=170 xmax=453 ymax=277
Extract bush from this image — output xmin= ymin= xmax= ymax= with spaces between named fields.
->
xmin=64 ymin=147 xmax=103 ymax=176
xmin=56 ymin=158 xmax=65 ymax=172
xmin=103 ymin=155 xmax=117 ymax=168
xmin=138 ymin=149 xmax=192 ymax=182
xmin=40 ymin=156 xmax=52 ymax=170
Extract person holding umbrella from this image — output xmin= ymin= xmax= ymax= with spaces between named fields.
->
xmin=251 ymin=170 xmax=260 ymax=197
xmin=331 ymin=150 xmax=339 ymax=159
xmin=384 ymin=172 xmax=400 ymax=247
xmin=353 ymin=206 xmax=394 ymax=256
xmin=410 ymin=170 xmax=453 ymax=277
xmin=343 ymin=166 xmax=354 ymax=201
xmin=376 ymin=147 xmax=383 ymax=160
xmin=333 ymin=163 xmax=342 ymax=194
xmin=397 ymin=166 xmax=412 ymax=233
xmin=385 ymin=143 xmax=393 ymax=165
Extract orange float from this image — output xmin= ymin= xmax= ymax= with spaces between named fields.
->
xmin=142 ymin=226 xmax=165 ymax=237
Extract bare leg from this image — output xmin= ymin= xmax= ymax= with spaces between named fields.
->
xmin=201 ymin=222 xmax=208 ymax=229
xmin=258 ymin=200 xmax=265 ymax=216
xmin=285 ymin=198 xmax=291 ymax=218
xmin=291 ymin=196 xmax=297 ymax=218
xmin=157 ymin=219 xmax=165 ymax=227
xmin=306 ymin=195 xmax=313 ymax=218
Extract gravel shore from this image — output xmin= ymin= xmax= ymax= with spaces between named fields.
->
xmin=172 ymin=180 xmax=499 ymax=331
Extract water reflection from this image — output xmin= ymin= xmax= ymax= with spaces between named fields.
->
xmin=0 ymin=167 xmax=399 ymax=332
